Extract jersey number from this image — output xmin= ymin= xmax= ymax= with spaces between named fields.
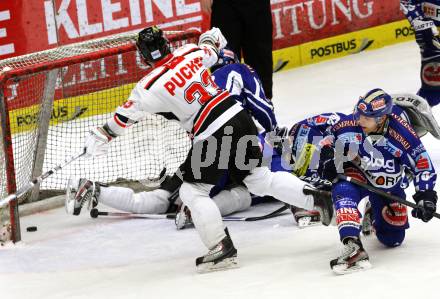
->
xmin=184 ymin=70 xmax=218 ymax=105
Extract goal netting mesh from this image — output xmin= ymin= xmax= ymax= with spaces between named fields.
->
xmin=0 ymin=30 xmax=198 ymax=207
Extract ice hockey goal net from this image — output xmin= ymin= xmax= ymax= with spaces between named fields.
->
xmin=0 ymin=29 xmax=199 ymax=243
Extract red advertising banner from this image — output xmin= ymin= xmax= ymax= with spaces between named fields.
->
xmin=1 ymin=1 xmax=404 ymax=59
xmin=0 ymin=0 xmax=204 ymax=59
xmin=271 ymin=0 xmax=404 ymax=50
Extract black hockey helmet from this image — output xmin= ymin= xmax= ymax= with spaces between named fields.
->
xmin=136 ymin=26 xmax=171 ymax=65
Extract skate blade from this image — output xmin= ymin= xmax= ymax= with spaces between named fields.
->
xmin=196 ymin=257 xmax=239 ymax=274
xmin=332 ymin=260 xmax=372 ymax=275
xmin=297 ymin=216 xmax=321 ymax=228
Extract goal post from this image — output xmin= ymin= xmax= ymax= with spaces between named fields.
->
xmin=0 ymin=29 xmax=199 ymax=243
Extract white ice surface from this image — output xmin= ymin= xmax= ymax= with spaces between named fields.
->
xmin=2 ymin=41 xmax=440 ymax=299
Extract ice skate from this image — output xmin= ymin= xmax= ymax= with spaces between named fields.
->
xmin=175 ymin=204 xmax=193 ymax=230
xmin=65 ymin=177 xmax=100 ymax=215
xmin=330 ymin=237 xmax=372 ymax=275
xmin=291 ymin=206 xmax=321 ymax=228
xmin=196 ymin=228 xmax=239 ymax=273
xmin=362 ymin=203 xmax=374 ymax=236
xmin=303 ymin=185 xmax=334 ymax=226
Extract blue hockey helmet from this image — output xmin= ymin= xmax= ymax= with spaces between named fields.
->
xmin=354 ymin=88 xmax=393 ymax=120
xmin=210 ymin=48 xmax=239 ymax=72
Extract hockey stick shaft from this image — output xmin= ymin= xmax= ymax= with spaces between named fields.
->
xmin=0 ymin=150 xmax=86 ymax=208
xmin=92 ymin=209 xmax=175 ymax=219
xmin=222 ymin=204 xmax=289 ymax=221
xmin=338 ymin=174 xmax=440 ymax=219
xmin=91 ymin=205 xmax=289 ymax=222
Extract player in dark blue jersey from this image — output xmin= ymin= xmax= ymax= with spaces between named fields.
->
xmin=211 ymin=49 xmax=278 ymax=133
xmin=317 ymin=88 xmax=437 ymax=274
xmin=401 ymin=1 xmax=440 ymax=106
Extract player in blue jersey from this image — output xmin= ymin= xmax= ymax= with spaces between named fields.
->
xmin=211 ymin=49 xmax=279 ymax=134
xmin=317 ymin=88 xmax=437 ymax=274
xmin=401 ymin=1 xmax=440 ymax=106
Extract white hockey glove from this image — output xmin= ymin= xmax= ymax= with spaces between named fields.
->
xmin=198 ymin=27 xmax=227 ymax=51
xmin=84 ymin=127 xmax=113 ymax=158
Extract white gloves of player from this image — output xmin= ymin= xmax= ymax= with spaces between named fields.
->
xmin=84 ymin=127 xmax=113 ymax=158
xmin=198 ymin=27 xmax=227 ymax=51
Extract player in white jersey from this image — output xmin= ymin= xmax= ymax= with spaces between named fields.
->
xmin=71 ymin=26 xmax=333 ymax=273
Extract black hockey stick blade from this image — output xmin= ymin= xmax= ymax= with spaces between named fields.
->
xmin=222 ymin=204 xmax=289 ymax=221
xmin=338 ymin=174 xmax=440 ymax=219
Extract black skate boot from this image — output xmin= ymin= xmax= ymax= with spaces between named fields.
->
xmin=290 ymin=206 xmax=321 ymax=228
xmin=330 ymin=237 xmax=371 ymax=275
xmin=65 ymin=178 xmax=101 ymax=215
xmin=195 ymin=228 xmax=239 ymax=273
xmin=303 ymin=185 xmax=334 ymax=226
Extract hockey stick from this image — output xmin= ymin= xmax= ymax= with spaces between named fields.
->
xmin=0 ymin=150 xmax=86 ymax=209
xmin=90 ymin=204 xmax=290 ymax=222
xmin=90 ymin=208 xmax=176 ymax=219
xmin=222 ymin=204 xmax=289 ymax=221
xmin=338 ymin=174 xmax=440 ymax=219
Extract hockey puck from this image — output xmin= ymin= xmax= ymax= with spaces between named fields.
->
xmin=26 ymin=226 xmax=37 ymax=232
xmin=90 ymin=208 xmax=99 ymax=218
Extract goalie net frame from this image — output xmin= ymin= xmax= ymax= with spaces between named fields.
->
xmin=0 ymin=29 xmax=200 ymax=243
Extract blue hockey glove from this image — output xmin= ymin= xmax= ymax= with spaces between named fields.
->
xmin=412 ymin=190 xmax=437 ymax=222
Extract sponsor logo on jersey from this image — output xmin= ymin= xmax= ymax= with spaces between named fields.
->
xmin=332 ymin=120 xmax=357 ymax=131
xmin=423 ymin=2 xmax=440 ymax=21
xmin=365 ymin=171 xmax=402 ymax=188
xmin=388 ymin=127 xmax=410 ymax=150
xmin=327 ymin=113 xmax=341 ymax=125
xmin=293 ymin=125 xmax=310 ymax=153
xmin=336 ymin=207 xmax=361 ymax=228
xmin=422 ymin=61 xmax=440 ymax=86
xmin=382 ymin=202 xmax=408 ymax=226
xmin=338 ymin=132 xmax=363 ymax=144
xmin=361 ymin=155 xmax=396 ymax=172
xmin=306 ymin=116 xmax=328 ymax=126
xmin=415 ymin=152 xmax=432 ymax=171
xmin=298 ymin=175 xmax=332 ymax=187
xmin=298 ymin=125 xmax=310 ymax=137
xmin=313 ymin=115 xmax=328 ymax=125
xmin=411 ymin=144 xmax=427 ymax=157
xmin=391 ymin=114 xmax=418 ymax=138
xmin=384 ymin=142 xmax=402 ymax=158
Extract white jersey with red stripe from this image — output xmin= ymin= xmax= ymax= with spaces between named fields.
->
xmin=106 ymin=43 xmax=236 ymax=135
